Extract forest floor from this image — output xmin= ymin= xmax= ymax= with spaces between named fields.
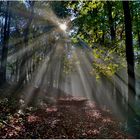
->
xmin=0 ymin=86 xmax=132 ymax=139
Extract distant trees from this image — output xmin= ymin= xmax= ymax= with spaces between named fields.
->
xmin=0 ymin=0 xmax=139 ymax=101
xmin=0 ymin=1 xmax=64 ymax=88
xmin=0 ymin=0 xmax=72 ymax=96
xmin=67 ymin=0 xmax=140 ymax=100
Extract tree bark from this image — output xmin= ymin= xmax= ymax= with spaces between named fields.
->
xmin=123 ymin=1 xmax=136 ymax=97
xmin=18 ymin=1 xmax=35 ymax=87
xmin=0 ymin=2 xmax=10 ymax=85
xmin=107 ymin=1 xmax=116 ymax=41
xmin=136 ymin=15 xmax=140 ymax=48
xmin=137 ymin=29 xmax=140 ymax=49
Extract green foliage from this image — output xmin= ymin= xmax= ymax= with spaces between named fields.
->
xmin=67 ymin=0 xmax=130 ymax=80
xmin=63 ymin=51 xmax=80 ymax=75
xmin=91 ymin=44 xmax=125 ymax=79
xmin=63 ymin=54 xmax=74 ymax=75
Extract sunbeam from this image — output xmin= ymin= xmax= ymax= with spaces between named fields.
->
xmin=1 ymin=1 xmax=140 ymax=139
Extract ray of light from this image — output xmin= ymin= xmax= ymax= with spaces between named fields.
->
xmin=7 ymin=30 xmax=54 ymax=62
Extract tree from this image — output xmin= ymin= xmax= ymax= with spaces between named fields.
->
xmin=0 ymin=1 xmax=11 ymax=85
xmin=123 ymin=1 xmax=136 ymax=97
xmin=131 ymin=1 xmax=140 ymax=49
xmin=106 ymin=1 xmax=116 ymax=41
xmin=18 ymin=1 xmax=35 ymax=87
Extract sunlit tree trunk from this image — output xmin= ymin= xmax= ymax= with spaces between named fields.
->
xmin=0 ymin=2 xmax=10 ymax=85
xmin=19 ymin=1 xmax=35 ymax=86
xmin=137 ymin=30 xmax=140 ymax=49
xmin=136 ymin=15 xmax=140 ymax=49
xmin=120 ymin=24 xmax=124 ymax=40
xmin=101 ymin=12 xmax=105 ymax=44
xmin=123 ymin=1 xmax=136 ymax=98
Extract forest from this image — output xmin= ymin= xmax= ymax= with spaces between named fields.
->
xmin=0 ymin=0 xmax=140 ymax=139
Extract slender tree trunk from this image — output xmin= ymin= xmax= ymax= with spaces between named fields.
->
xmin=15 ymin=59 xmax=19 ymax=82
xmin=132 ymin=4 xmax=140 ymax=49
xmin=136 ymin=17 xmax=140 ymax=48
xmin=0 ymin=2 xmax=10 ymax=85
xmin=123 ymin=1 xmax=136 ymax=98
xmin=19 ymin=1 xmax=35 ymax=86
xmin=120 ymin=24 xmax=124 ymax=40
xmin=0 ymin=2 xmax=3 ymax=39
xmin=107 ymin=1 xmax=116 ymax=41
xmin=138 ymin=31 xmax=140 ymax=49
xmin=101 ymin=15 xmax=105 ymax=44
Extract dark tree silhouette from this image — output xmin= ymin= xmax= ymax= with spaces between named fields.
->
xmin=0 ymin=1 xmax=10 ymax=85
xmin=123 ymin=1 xmax=136 ymax=97
xmin=106 ymin=1 xmax=116 ymax=41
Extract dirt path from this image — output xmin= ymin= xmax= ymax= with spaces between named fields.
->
xmin=0 ymin=96 xmax=132 ymax=139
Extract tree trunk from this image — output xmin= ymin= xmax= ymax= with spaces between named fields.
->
xmin=0 ymin=2 xmax=10 ymax=85
xmin=123 ymin=1 xmax=136 ymax=98
xmin=18 ymin=1 xmax=35 ymax=87
xmin=132 ymin=3 xmax=140 ymax=49
xmin=138 ymin=30 xmax=140 ymax=49
xmin=107 ymin=1 xmax=116 ymax=41
xmin=136 ymin=17 xmax=140 ymax=48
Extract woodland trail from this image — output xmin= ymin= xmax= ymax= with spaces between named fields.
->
xmin=0 ymin=93 xmax=131 ymax=139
